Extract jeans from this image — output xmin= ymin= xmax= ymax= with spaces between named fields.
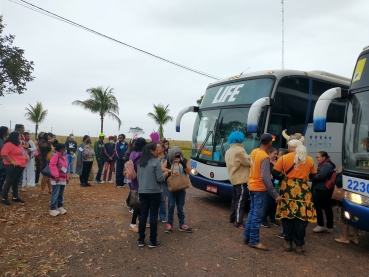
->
xmin=230 ymin=184 xmax=249 ymax=224
xmin=103 ymin=160 xmax=115 ymax=181
xmin=66 ymin=154 xmax=75 ymax=173
xmin=95 ymin=158 xmax=104 ymax=181
xmin=167 ymin=189 xmax=186 ymax=227
xmin=2 ymin=165 xmax=24 ymax=200
xmin=262 ymin=191 xmax=277 ymax=223
xmin=159 ymin=183 xmax=168 ymax=221
xmin=138 ymin=193 xmax=161 ymax=242
xmin=116 ymin=159 xmax=124 ymax=186
xmin=282 ymin=218 xmax=308 ymax=246
xmin=50 ymin=185 xmax=65 ymax=210
xmin=243 ymin=191 xmax=267 ymax=245
xmin=313 ymin=189 xmax=334 ymax=229
xmin=0 ymin=168 xmax=6 ymax=192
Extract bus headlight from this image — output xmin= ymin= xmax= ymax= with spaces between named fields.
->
xmin=344 ymin=191 xmax=369 ymax=206
xmin=191 ymin=168 xmax=198 ymax=175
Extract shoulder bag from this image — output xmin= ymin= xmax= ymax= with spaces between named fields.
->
xmin=128 ymin=189 xmax=141 ymax=208
xmin=41 ymin=162 xmax=54 ymax=178
xmin=167 ymin=163 xmax=191 ymax=192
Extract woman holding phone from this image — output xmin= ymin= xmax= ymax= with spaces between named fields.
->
xmin=162 ymin=146 xmax=193 ymax=234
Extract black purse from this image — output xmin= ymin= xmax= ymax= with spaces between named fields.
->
xmin=128 ymin=189 xmax=141 ymax=208
xmin=41 ymin=162 xmax=54 ymax=178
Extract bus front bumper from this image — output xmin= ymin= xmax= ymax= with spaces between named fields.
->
xmin=343 ymin=198 xmax=369 ymax=232
xmin=189 ymin=174 xmax=232 ymax=198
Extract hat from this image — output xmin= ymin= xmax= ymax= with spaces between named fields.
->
xmin=108 ymin=135 xmax=114 ymax=140
xmin=55 ymin=143 xmax=66 ymax=152
xmin=260 ymin=133 xmax=273 ymax=144
xmin=99 ymin=133 xmax=105 ymax=137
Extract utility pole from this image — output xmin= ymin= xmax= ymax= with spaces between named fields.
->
xmin=281 ymin=0 xmax=284 ymax=69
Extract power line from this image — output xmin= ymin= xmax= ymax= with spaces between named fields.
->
xmin=9 ymin=0 xmax=220 ymax=80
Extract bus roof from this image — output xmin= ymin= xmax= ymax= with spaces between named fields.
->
xmin=207 ymin=69 xmax=350 ymax=88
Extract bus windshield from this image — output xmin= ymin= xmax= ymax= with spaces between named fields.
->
xmin=343 ymin=90 xmax=369 ymax=173
xmin=200 ymin=78 xmax=274 ymax=109
xmin=191 ymin=107 xmax=264 ymax=162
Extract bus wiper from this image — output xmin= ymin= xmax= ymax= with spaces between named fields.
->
xmin=196 ymin=130 xmax=213 ymax=159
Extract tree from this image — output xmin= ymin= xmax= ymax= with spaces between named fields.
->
xmin=128 ymin=127 xmax=145 ymax=137
xmin=196 ymin=95 xmax=204 ymax=105
xmin=147 ymin=104 xmax=173 ymax=140
xmin=24 ymin=102 xmax=48 ymax=139
xmin=72 ymin=86 xmax=121 ymax=132
xmin=0 ymin=16 xmax=35 ymax=96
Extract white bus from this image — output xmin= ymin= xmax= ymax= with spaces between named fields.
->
xmin=176 ymin=69 xmax=349 ymax=198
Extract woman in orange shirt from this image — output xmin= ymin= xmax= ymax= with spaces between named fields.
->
xmin=272 ymin=139 xmax=317 ymax=255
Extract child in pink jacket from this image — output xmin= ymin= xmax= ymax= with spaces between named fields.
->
xmin=49 ymin=143 xmax=69 ymax=216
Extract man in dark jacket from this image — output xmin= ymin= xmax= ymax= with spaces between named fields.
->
xmin=65 ymin=134 xmax=77 ymax=174
xmin=94 ymin=133 xmax=105 ymax=183
xmin=103 ymin=136 xmax=116 ymax=183
xmin=115 ymin=134 xmax=128 ymax=188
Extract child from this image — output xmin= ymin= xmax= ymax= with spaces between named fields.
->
xmin=49 ymin=143 xmax=69 ymax=216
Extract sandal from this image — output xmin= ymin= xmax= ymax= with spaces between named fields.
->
xmin=349 ymin=238 xmax=359 ymax=245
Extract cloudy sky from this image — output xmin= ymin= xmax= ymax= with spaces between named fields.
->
xmin=0 ymin=0 xmax=368 ymax=140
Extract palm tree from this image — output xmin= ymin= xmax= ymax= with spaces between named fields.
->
xmin=147 ymin=104 xmax=173 ymax=139
xmin=72 ymin=86 xmax=121 ymax=132
xmin=24 ymin=102 xmax=48 ymax=139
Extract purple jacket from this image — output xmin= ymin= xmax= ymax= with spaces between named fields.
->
xmin=129 ymin=150 xmax=142 ymax=190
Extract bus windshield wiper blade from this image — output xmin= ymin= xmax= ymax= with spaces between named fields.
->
xmin=196 ymin=130 xmax=213 ymax=159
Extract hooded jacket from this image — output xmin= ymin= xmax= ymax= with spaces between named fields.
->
xmin=137 ymin=158 xmax=165 ymax=193
xmin=225 ymin=143 xmax=251 ymax=185
xmin=312 ymin=158 xmax=336 ymax=190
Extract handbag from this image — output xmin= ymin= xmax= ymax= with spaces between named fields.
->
xmin=331 ymin=185 xmax=343 ymax=201
xmin=128 ymin=189 xmax=141 ymax=208
xmin=167 ymin=163 xmax=191 ymax=192
xmin=41 ymin=162 xmax=54 ymax=178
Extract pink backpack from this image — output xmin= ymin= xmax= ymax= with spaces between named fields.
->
xmin=124 ymin=160 xmax=137 ymax=180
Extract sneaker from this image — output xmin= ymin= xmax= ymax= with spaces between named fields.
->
xmin=261 ymin=221 xmax=270 ymax=228
xmin=161 ymin=219 xmax=167 ymax=223
xmin=277 ymin=233 xmax=285 ymax=239
xmin=326 ymin=228 xmax=333 ymax=233
xmin=50 ymin=210 xmax=60 ymax=216
xmin=179 ymin=224 xmax=193 ymax=233
xmin=57 ymin=207 xmax=67 ymax=214
xmin=100 ymin=181 xmax=105 ymax=184
xmin=108 ymin=180 xmax=114 ymax=184
xmin=295 ymin=245 xmax=305 ymax=255
xmin=116 ymin=185 xmax=124 ymax=188
xmin=148 ymin=241 xmax=162 ymax=248
xmin=85 ymin=183 xmax=92 ymax=186
xmin=129 ymin=225 xmax=138 ymax=232
xmin=1 ymin=199 xmax=11 ymax=205
xmin=94 ymin=180 xmax=101 ymax=183
xmin=313 ymin=225 xmax=327 ymax=233
xmin=137 ymin=240 xmax=145 ymax=247
xmin=80 ymin=184 xmax=88 ymax=187
xmin=165 ymin=224 xmax=173 ymax=233
xmin=12 ymin=197 xmax=25 ymax=203
xmin=269 ymin=220 xmax=280 ymax=227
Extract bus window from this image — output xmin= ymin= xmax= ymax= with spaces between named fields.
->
xmin=343 ymin=91 xmax=369 ymax=173
xmin=270 ymin=77 xmax=310 ymax=146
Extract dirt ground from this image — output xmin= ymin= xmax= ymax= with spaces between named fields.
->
xmin=1 ymin=177 xmax=369 ymax=277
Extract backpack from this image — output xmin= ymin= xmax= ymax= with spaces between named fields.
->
xmin=123 ymin=160 xmax=137 ymax=180
xmin=325 ymin=171 xmax=337 ymax=192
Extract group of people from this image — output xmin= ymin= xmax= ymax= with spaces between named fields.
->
xmin=225 ymin=130 xmax=352 ymax=254
xmin=125 ymin=137 xmax=193 ymax=248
